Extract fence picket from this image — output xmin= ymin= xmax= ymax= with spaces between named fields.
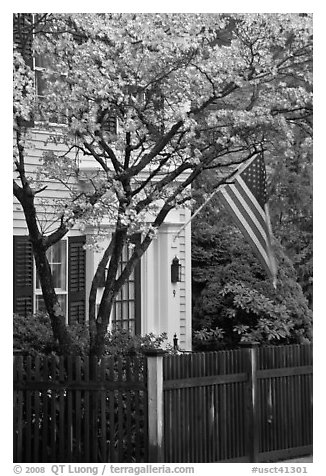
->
xmin=99 ymin=358 xmax=107 ymax=463
xmin=41 ymin=356 xmax=49 ymax=462
xmin=26 ymin=355 xmax=32 ymax=462
xmin=33 ymin=356 xmax=41 ymax=462
xmin=75 ymin=356 xmax=82 ymax=462
xmin=125 ymin=357 xmax=132 ymax=462
xmin=83 ymin=356 xmax=90 ymax=463
xmin=108 ymin=357 xmax=116 ymax=463
xmin=14 ymin=357 xmax=23 ymax=462
xmin=58 ymin=357 xmax=65 ymax=461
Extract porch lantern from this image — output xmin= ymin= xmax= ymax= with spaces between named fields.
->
xmin=171 ymin=256 xmax=181 ymax=283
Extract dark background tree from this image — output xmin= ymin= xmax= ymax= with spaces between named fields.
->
xmin=191 ymin=141 xmax=312 ymax=350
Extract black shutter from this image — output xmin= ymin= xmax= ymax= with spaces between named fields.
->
xmin=13 ymin=235 xmax=34 ymax=316
xmin=96 ymin=106 xmax=117 ymax=134
xmin=13 ymin=14 xmax=33 ymax=67
xmin=13 ymin=13 xmax=34 ymax=128
xmin=102 ymin=111 xmax=117 ymax=134
xmin=68 ymin=236 xmax=86 ymax=325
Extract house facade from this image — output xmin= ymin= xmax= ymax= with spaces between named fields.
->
xmin=13 ymin=13 xmax=193 ymax=350
xmin=13 ymin=129 xmax=192 ymax=351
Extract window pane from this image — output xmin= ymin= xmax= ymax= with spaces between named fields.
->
xmin=50 ymin=242 xmax=66 ymax=289
xmin=121 ymin=284 xmax=128 ymax=301
xmin=35 ymin=69 xmax=47 ymax=97
xmin=129 ymin=302 xmax=135 ymax=317
xmin=52 ymin=264 xmax=66 ymax=290
xmin=35 ymin=295 xmax=46 ymax=314
xmin=35 ymin=241 xmax=66 ymax=290
xmin=115 ymin=302 xmax=122 ymax=321
xmin=36 ymin=294 xmax=66 ymax=317
xmin=122 ymin=301 xmax=129 ymax=318
xmin=53 ymin=241 xmax=66 ymax=264
xmin=35 ymin=53 xmax=52 ymax=69
xmin=128 ymin=282 xmax=135 ymax=300
xmin=128 ymin=320 xmax=135 ymax=334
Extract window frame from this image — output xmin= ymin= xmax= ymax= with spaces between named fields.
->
xmin=34 ymin=239 xmax=68 ymax=320
xmin=98 ymin=238 xmax=141 ymax=336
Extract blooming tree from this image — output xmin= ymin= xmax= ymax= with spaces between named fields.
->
xmin=13 ymin=13 xmax=312 ymax=356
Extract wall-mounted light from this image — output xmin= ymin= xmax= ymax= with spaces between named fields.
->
xmin=171 ymin=256 xmax=181 ymax=283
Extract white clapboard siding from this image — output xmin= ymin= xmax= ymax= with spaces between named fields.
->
xmin=13 ymin=130 xmax=79 ymax=235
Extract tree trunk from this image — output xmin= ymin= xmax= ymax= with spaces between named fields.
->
xmin=89 ymin=229 xmax=126 ymax=357
xmin=91 ymin=312 xmax=114 ymax=358
xmin=33 ymin=242 xmax=74 ymax=354
xmin=14 ymin=182 xmax=74 ymax=354
xmin=89 ymin=234 xmax=116 ymax=354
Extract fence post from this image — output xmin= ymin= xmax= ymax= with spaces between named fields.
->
xmin=144 ymin=349 xmax=166 ymax=463
xmin=173 ymin=333 xmax=179 ymax=351
xmin=240 ymin=341 xmax=259 ymax=463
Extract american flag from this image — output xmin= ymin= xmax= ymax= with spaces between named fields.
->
xmin=217 ymin=154 xmax=277 ymax=287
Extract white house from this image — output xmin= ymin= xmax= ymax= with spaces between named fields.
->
xmin=13 ymin=13 xmax=193 ymax=350
xmin=13 ymin=129 xmax=192 ymax=351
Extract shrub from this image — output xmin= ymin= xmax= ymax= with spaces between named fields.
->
xmin=13 ymin=312 xmax=171 ymax=356
xmin=13 ymin=312 xmax=60 ymax=355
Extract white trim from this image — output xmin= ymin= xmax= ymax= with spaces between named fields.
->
xmin=33 ymin=239 xmax=68 ymax=321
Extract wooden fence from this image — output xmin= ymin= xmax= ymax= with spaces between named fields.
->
xmin=163 ymin=343 xmax=313 ymax=463
xmin=13 ymin=344 xmax=312 ymax=463
xmin=13 ymin=354 xmax=148 ymax=463
xmin=257 ymin=344 xmax=313 ymax=462
xmin=163 ymin=348 xmax=247 ymax=462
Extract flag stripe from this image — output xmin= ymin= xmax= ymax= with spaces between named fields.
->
xmin=217 ymin=153 xmax=277 ymax=284
xmin=218 ymin=188 xmax=272 ymax=277
xmin=236 ymin=176 xmax=266 ymax=223
xmin=226 ymin=184 xmax=268 ymax=251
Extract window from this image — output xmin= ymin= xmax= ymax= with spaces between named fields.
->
xmin=13 ymin=235 xmax=86 ymax=324
xmin=13 ymin=234 xmax=140 ymax=331
xmin=35 ymin=240 xmax=68 ymax=317
xmin=34 ymin=51 xmax=69 ymax=124
xmin=14 ymin=14 xmax=119 ymax=130
xmin=98 ymin=237 xmax=141 ymax=336
xmin=110 ymin=243 xmax=141 ymax=335
xmin=13 ymin=13 xmax=33 ymax=67
xmin=34 ymin=54 xmax=48 ymax=102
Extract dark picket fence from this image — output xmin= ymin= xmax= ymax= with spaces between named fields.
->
xmin=163 ymin=349 xmax=247 ymax=462
xmin=163 ymin=344 xmax=313 ymax=463
xmin=13 ymin=354 xmax=148 ymax=463
xmin=257 ymin=345 xmax=313 ymax=461
xmin=14 ymin=344 xmax=312 ymax=463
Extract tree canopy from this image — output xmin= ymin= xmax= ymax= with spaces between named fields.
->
xmin=13 ymin=13 xmax=312 ymax=356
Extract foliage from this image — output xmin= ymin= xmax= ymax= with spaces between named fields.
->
xmin=13 ymin=13 xmax=312 ymax=356
xmin=192 ymin=205 xmax=312 ymax=350
xmin=103 ymin=329 xmax=172 ymax=356
xmin=13 ymin=312 xmax=170 ymax=356
xmin=13 ymin=312 xmax=61 ymax=356
xmin=269 ymin=136 xmax=313 ymax=306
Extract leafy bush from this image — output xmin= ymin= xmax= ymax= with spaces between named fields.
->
xmin=192 ymin=210 xmax=312 ymax=350
xmin=13 ymin=312 xmax=170 ymax=356
xmin=14 ymin=312 xmax=61 ymax=355
xmin=103 ymin=328 xmax=171 ymax=356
